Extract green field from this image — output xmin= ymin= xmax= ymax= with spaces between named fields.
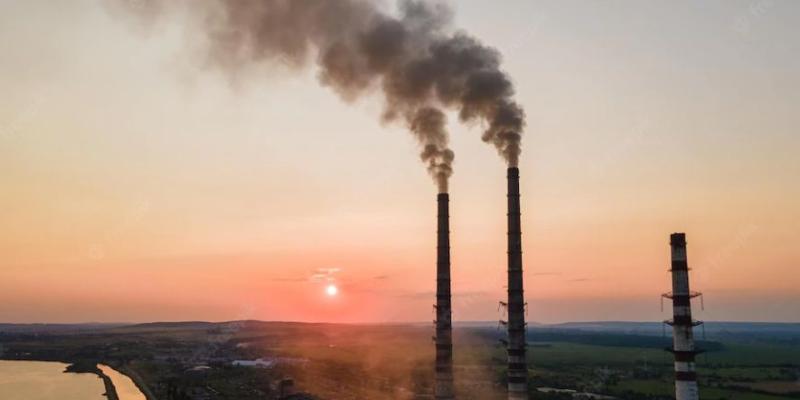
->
xmin=612 ymin=379 xmax=797 ymax=400
xmin=517 ymin=341 xmax=800 ymax=400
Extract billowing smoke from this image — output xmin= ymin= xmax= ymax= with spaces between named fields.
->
xmin=118 ymin=0 xmax=525 ymax=189
xmin=409 ymin=107 xmax=453 ymax=192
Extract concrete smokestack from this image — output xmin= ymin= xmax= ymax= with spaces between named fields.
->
xmin=506 ymin=167 xmax=528 ymax=399
xmin=666 ymin=233 xmax=701 ymax=400
xmin=435 ymin=193 xmax=454 ymax=399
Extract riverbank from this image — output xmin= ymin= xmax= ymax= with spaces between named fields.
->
xmin=98 ymin=370 xmax=120 ymax=400
xmin=64 ymin=361 xmax=119 ymax=400
xmin=2 ymin=355 xmax=153 ymax=400
xmin=117 ymin=364 xmax=157 ymax=400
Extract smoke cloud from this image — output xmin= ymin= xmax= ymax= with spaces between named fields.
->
xmin=118 ymin=0 xmax=525 ymax=189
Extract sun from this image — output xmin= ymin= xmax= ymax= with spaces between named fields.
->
xmin=325 ymin=284 xmax=338 ymax=297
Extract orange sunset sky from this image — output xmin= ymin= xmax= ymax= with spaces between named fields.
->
xmin=1 ymin=1 xmax=798 ymax=323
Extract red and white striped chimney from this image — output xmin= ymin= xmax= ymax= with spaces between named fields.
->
xmin=665 ymin=233 xmax=700 ymax=400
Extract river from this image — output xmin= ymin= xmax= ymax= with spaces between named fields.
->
xmin=0 ymin=360 xmax=146 ymax=400
xmin=98 ymin=364 xmax=147 ymax=400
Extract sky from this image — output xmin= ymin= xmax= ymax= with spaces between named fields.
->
xmin=1 ymin=0 xmax=798 ymax=324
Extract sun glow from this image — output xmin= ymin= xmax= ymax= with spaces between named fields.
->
xmin=325 ymin=284 xmax=338 ymax=297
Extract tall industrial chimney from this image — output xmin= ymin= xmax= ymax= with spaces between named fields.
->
xmin=435 ymin=193 xmax=454 ymax=399
xmin=665 ymin=233 xmax=701 ymax=400
xmin=506 ymin=167 xmax=528 ymax=399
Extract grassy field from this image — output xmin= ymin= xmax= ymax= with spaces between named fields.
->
xmin=612 ymin=379 xmax=798 ymax=400
xmin=527 ymin=342 xmax=669 ymax=366
xmin=518 ymin=341 xmax=800 ymax=400
xmin=700 ymin=343 xmax=800 ymax=366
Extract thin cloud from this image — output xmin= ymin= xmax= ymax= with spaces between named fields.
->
xmin=310 ymin=267 xmax=341 ymax=283
xmin=268 ymin=277 xmax=308 ymax=283
xmin=270 ymin=267 xmax=342 ymax=283
xmin=393 ymin=291 xmax=492 ymax=300
xmin=532 ymin=272 xmax=562 ymax=277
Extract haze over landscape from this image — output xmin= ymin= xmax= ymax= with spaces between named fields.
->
xmin=2 ymin=0 xmax=798 ymax=326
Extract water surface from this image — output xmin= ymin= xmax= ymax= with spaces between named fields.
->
xmin=0 ymin=360 xmax=106 ymax=400
xmin=99 ymin=364 xmax=147 ymax=400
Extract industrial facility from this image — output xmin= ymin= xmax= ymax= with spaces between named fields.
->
xmin=431 ymin=173 xmax=705 ymax=399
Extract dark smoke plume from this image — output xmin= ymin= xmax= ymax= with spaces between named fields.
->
xmin=118 ymin=0 xmax=525 ymax=189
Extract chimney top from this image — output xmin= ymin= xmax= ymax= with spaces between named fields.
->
xmin=670 ymin=232 xmax=686 ymax=246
